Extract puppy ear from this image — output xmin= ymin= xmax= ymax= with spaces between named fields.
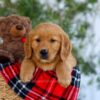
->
xmin=60 ymin=32 xmax=72 ymax=61
xmin=24 ymin=33 xmax=33 ymax=59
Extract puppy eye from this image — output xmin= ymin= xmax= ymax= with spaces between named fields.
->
xmin=35 ymin=38 xmax=41 ymax=42
xmin=50 ymin=39 xmax=56 ymax=43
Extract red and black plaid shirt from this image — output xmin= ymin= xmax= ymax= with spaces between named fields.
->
xmin=0 ymin=62 xmax=81 ymax=100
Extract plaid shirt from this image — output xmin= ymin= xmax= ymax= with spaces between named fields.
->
xmin=0 ymin=62 xmax=81 ymax=100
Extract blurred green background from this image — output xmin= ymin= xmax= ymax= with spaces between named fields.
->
xmin=0 ymin=0 xmax=100 ymax=99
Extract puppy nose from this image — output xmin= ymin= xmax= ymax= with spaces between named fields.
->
xmin=16 ymin=24 xmax=23 ymax=30
xmin=40 ymin=49 xmax=48 ymax=59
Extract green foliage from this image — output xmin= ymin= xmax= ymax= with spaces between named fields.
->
xmin=0 ymin=0 xmax=99 ymax=76
xmin=97 ymin=77 xmax=100 ymax=89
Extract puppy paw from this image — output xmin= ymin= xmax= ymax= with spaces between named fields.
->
xmin=58 ymin=77 xmax=71 ymax=88
xmin=20 ymin=59 xmax=35 ymax=83
xmin=20 ymin=72 xmax=33 ymax=83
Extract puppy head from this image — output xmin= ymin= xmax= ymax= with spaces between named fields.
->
xmin=24 ymin=23 xmax=71 ymax=63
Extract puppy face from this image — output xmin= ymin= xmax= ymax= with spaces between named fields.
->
xmin=32 ymin=31 xmax=61 ymax=63
xmin=25 ymin=23 xmax=71 ymax=64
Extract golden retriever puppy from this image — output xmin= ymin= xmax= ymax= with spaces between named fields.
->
xmin=20 ymin=23 xmax=76 ymax=87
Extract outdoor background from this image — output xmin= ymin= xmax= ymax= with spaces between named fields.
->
xmin=0 ymin=0 xmax=100 ymax=100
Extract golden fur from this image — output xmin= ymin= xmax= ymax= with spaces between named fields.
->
xmin=20 ymin=23 xmax=76 ymax=87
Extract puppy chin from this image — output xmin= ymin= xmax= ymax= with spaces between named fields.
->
xmin=36 ymin=55 xmax=56 ymax=63
xmin=40 ymin=59 xmax=49 ymax=63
